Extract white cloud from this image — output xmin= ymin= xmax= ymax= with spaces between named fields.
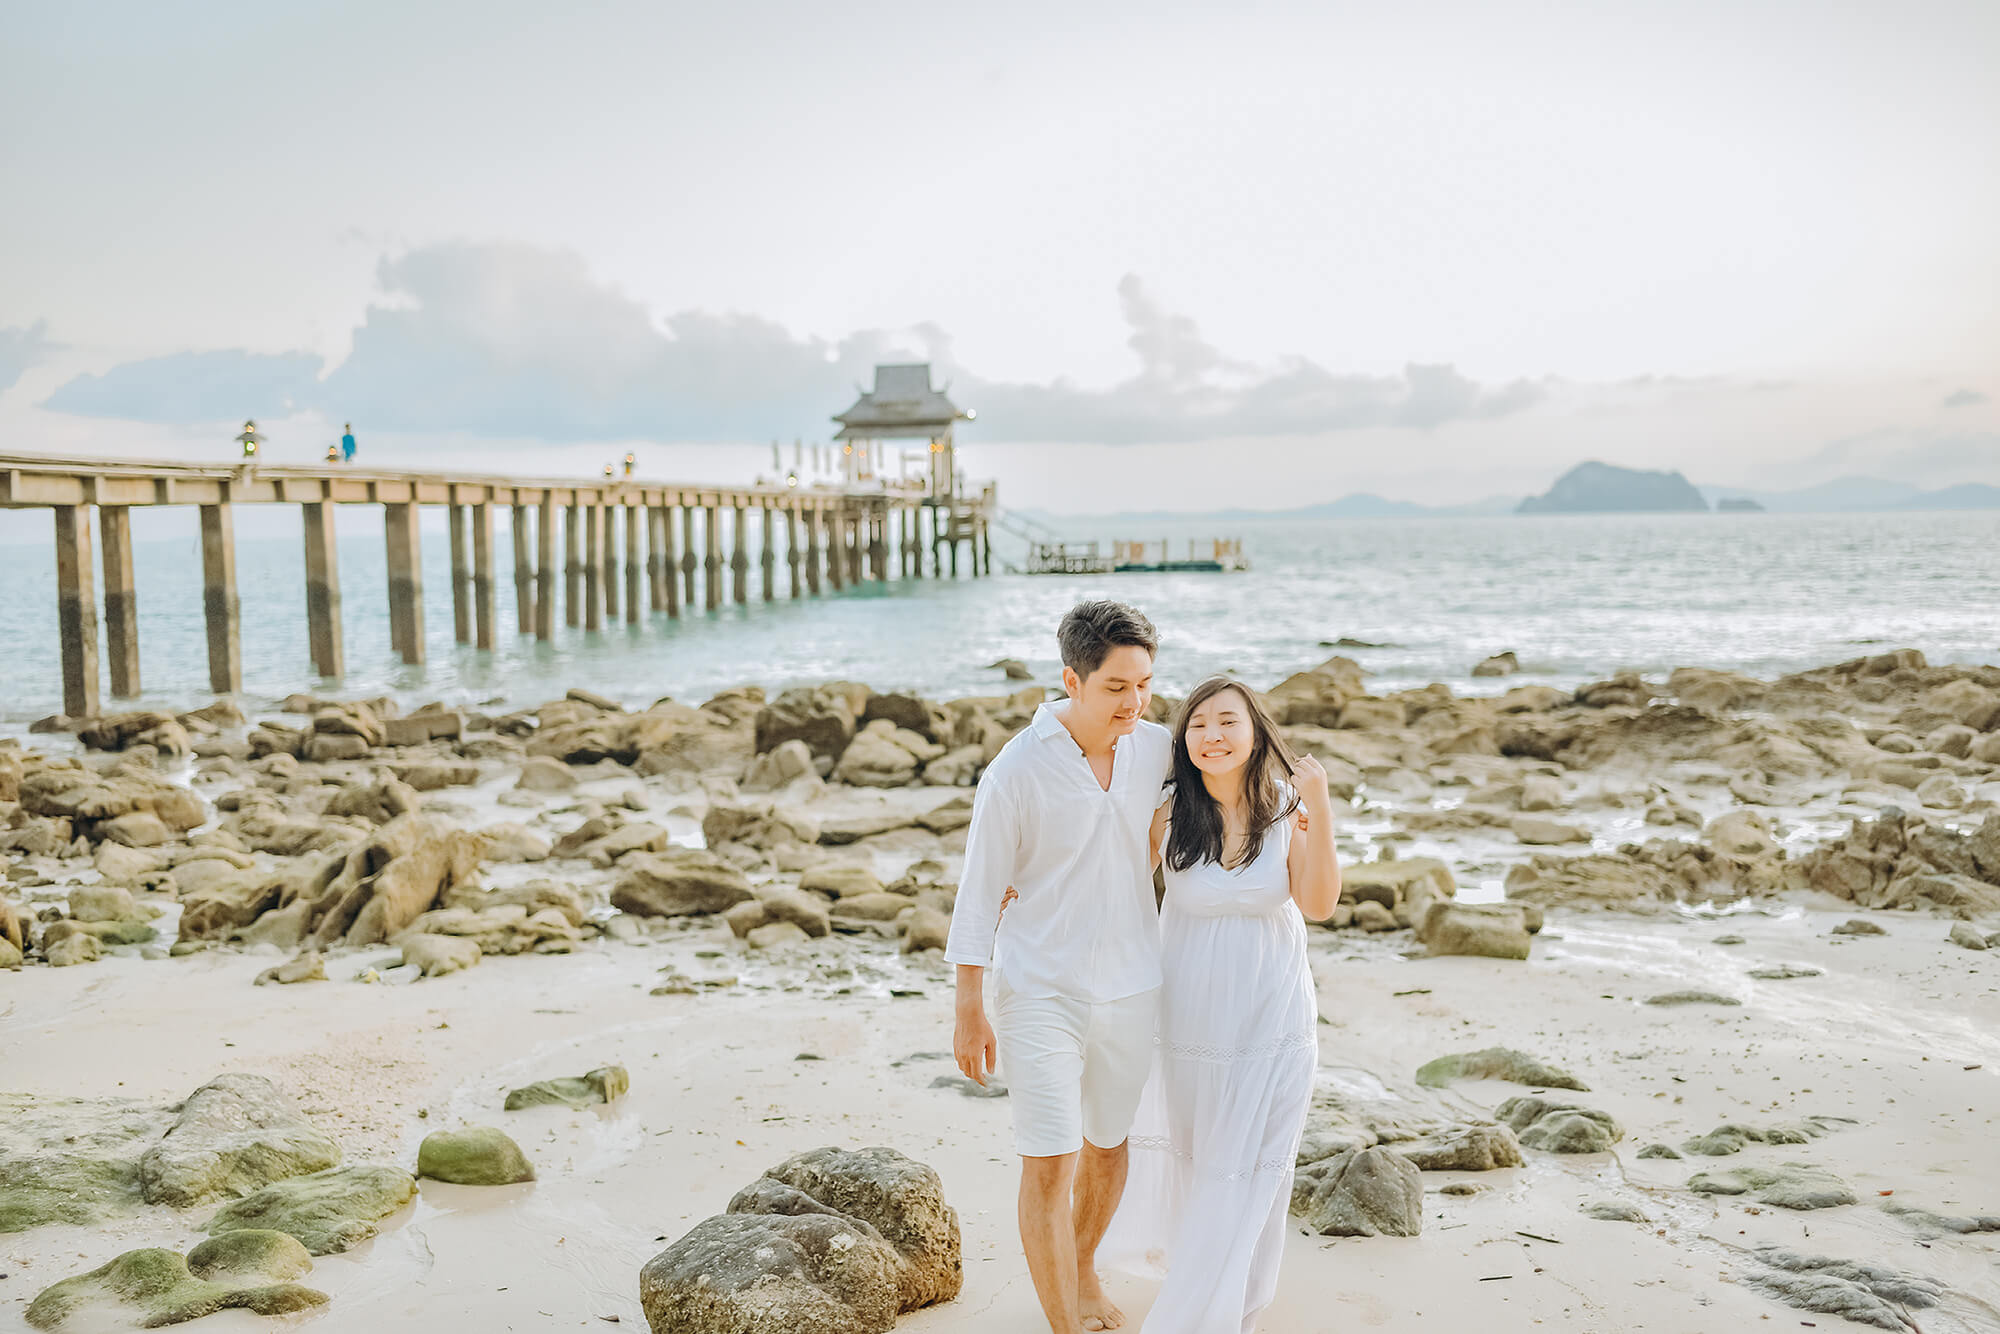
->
xmin=38 ymin=241 xmax=1545 ymax=445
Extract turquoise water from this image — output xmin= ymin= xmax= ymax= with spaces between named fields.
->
xmin=1 ymin=508 xmax=1994 ymax=729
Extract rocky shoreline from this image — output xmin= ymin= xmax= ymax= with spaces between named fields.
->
xmin=4 ymin=647 xmax=1999 ymax=1331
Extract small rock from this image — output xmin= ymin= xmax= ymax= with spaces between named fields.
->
xmin=1831 ymin=918 xmax=1886 ymax=936
xmin=1645 ymin=990 xmax=1742 ymax=1007
xmin=1687 ymin=1163 xmax=1855 ymax=1210
xmin=1948 ymin=922 xmax=1988 ymax=951
xmin=1581 ymin=1199 xmax=1650 ymax=1223
xmin=929 ymin=1074 xmax=1008 ymax=1099
xmin=1494 ymin=1096 xmax=1622 ymax=1153
xmin=1415 ymin=1048 xmax=1588 ymax=1091
xmin=415 ymin=1127 xmax=534 ymax=1185
xmin=1636 ymin=1143 xmax=1682 ymax=1160
xmin=747 ymin=921 xmax=810 ymax=950
xmin=515 ymin=757 xmax=578 ymax=792
xmin=504 ymin=1066 xmax=630 ymax=1111
xmin=400 ymin=933 xmax=481 ymax=977
xmin=1747 ymin=964 xmax=1823 ymax=980
xmin=254 ymin=952 xmax=327 ymax=986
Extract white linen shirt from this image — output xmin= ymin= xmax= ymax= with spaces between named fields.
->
xmin=943 ymin=700 xmax=1174 ymax=1005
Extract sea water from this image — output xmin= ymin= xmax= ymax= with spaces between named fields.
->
xmin=0 ymin=508 xmax=1993 ymax=729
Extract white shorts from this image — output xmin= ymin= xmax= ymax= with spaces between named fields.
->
xmin=995 ymin=978 xmax=1158 ymax=1158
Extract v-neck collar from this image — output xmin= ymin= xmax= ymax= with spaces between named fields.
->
xmin=1034 ymin=701 xmax=1122 ymax=795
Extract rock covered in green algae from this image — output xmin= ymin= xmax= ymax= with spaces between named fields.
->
xmin=138 ymin=1073 xmax=342 ymax=1208
xmin=1687 ymin=1163 xmax=1856 ymax=1210
xmin=1494 ymin=1096 xmax=1623 ymax=1153
xmin=416 ymin=1126 xmax=535 ymax=1185
xmin=503 ymin=1065 xmax=630 ymax=1111
xmin=26 ymin=1230 xmax=326 ymax=1330
xmin=1414 ymin=1047 xmax=1588 ymax=1091
xmin=205 ymin=1164 xmax=418 ymax=1254
xmin=0 ymin=1094 xmax=168 ymax=1233
xmin=640 ymin=1212 xmax=904 ymax=1334
xmin=1680 ymin=1115 xmax=1855 ymax=1157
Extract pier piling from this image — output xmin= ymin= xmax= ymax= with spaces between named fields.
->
xmin=53 ymin=505 xmax=99 ymax=718
xmin=201 ymin=502 xmax=244 ymax=689
xmin=301 ymin=501 xmax=344 ymax=678
xmin=662 ymin=507 xmax=681 ymax=618
xmin=602 ymin=503 xmax=619 ymax=620
xmin=703 ymin=504 xmax=723 ymax=611
xmin=512 ymin=504 xmax=533 ymax=635
xmin=760 ymin=505 xmax=775 ymax=601
xmin=449 ymin=503 xmax=471 ymax=645
xmin=805 ymin=503 xmax=822 ymax=595
xmin=625 ymin=501 xmax=642 ymax=625
xmin=472 ymin=502 xmax=496 ymax=650
xmin=583 ymin=505 xmax=603 ymax=632
xmin=100 ymin=504 xmax=139 ymax=697
xmin=536 ymin=497 xmax=556 ymax=641
xmin=564 ymin=503 xmax=582 ymax=629
xmin=731 ymin=503 xmax=749 ymax=605
xmin=382 ymin=501 xmax=423 ymax=666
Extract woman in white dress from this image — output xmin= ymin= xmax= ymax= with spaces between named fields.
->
xmin=1100 ymin=675 xmax=1342 ymax=1334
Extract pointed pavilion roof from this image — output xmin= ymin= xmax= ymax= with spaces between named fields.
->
xmin=833 ymin=363 xmax=968 ymax=440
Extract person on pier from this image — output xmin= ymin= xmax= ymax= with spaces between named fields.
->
xmin=340 ymin=423 xmax=356 ymax=462
xmin=947 ymin=599 xmax=1172 ymax=1334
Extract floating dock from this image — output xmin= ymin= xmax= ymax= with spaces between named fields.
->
xmin=1024 ymin=538 xmax=1248 ymax=575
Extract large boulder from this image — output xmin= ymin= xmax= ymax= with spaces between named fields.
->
xmin=0 ymin=1092 xmax=169 ymax=1232
xmin=1505 ymin=853 xmax=1684 ymax=910
xmin=203 ymin=1164 xmax=418 ymax=1255
xmin=1290 ymin=1146 xmax=1422 ymax=1236
xmin=639 ymin=1211 xmax=904 ymax=1334
xmin=137 ymin=1074 xmax=342 ymax=1209
xmin=834 ymin=722 xmax=928 ymax=788
xmin=755 ymin=687 xmax=857 ymax=760
xmin=323 ymin=776 xmax=421 ymax=825
xmin=1266 ymin=657 xmax=1368 ymax=727
xmin=17 ymin=765 xmax=204 ymax=838
xmin=305 ymin=814 xmax=483 ymax=948
xmin=1417 ymin=902 xmax=1532 ymax=960
xmin=612 ymin=849 xmax=754 ymax=917
xmin=737 ymin=1146 xmax=962 ymax=1310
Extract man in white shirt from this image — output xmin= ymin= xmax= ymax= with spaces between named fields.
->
xmin=947 ymin=600 xmax=1173 ymax=1334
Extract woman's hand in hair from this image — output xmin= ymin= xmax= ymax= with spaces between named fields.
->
xmin=1290 ymin=754 xmax=1334 ymax=816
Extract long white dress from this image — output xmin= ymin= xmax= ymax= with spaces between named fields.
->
xmin=1102 ymin=807 xmax=1318 ymax=1334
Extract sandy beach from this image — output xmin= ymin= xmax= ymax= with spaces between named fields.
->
xmin=6 ymin=651 xmax=2000 ymax=1333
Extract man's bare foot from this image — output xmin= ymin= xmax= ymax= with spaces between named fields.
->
xmin=1078 ymin=1271 xmax=1124 ymax=1331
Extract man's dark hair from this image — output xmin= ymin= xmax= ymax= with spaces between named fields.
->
xmin=1058 ymin=600 xmax=1159 ymax=681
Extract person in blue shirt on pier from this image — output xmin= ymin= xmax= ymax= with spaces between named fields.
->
xmin=340 ymin=424 xmax=356 ymax=463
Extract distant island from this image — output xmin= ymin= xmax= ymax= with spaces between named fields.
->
xmin=1018 ymin=467 xmax=1999 ymax=524
xmin=1516 ymin=461 xmax=1708 ymax=514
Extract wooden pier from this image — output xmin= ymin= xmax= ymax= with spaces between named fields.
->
xmin=0 ymin=452 xmax=995 ymax=719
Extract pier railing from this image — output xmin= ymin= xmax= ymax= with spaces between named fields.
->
xmin=0 ymin=452 xmax=996 ymax=719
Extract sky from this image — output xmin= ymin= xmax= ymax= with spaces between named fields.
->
xmin=2 ymin=0 xmax=1996 ymax=513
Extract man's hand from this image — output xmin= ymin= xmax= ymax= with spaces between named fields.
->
xmin=954 ymin=965 xmax=998 ymax=1086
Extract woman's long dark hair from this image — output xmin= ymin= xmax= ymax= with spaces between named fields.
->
xmin=1165 ymin=677 xmax=1301 ymax=872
